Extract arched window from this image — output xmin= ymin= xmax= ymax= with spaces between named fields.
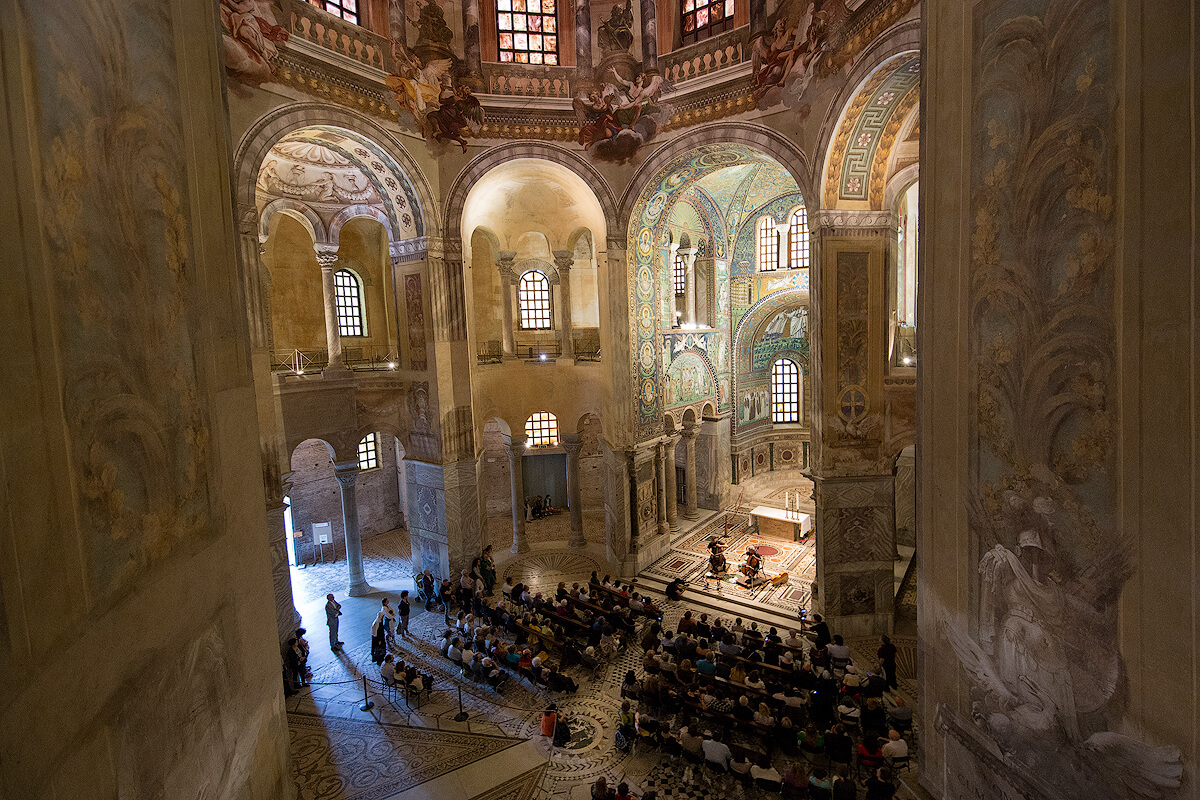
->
xmin=525 ymin=411 xmax=559 ymax=447
xmin=497 ymin=0 xmax=559 ymax=65
xmin=310 ymin=0 xmax=359 ymax=25
xmin=672 ymin=250 xmax=686 ymax=295
xmin=788 ymin=205 xmax=810 ymax=269
xmin=681 ymin=0 xmax=734 ymax=46
xmin=358 ymin=432 xmax=379 ymax=470
xmin=518 ymin=270 xmax=553 ymax=329
xmin=334 ymin=269 xmax=365 ymax=336
xmin=771 ymin=359 xmax=800 ymax=423
xmin=757 ymin=216 xmax=779 ymax=272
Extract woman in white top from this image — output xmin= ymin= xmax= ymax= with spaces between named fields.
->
xmin=750 ymin=759 xmax=782 ymax=784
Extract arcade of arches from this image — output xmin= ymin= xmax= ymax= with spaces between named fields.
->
xmin=3 ymin=1 xmax=1199 ymax=799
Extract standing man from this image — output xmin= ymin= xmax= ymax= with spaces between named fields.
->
xmin=325 ymin=593 xmax=344 ymax=651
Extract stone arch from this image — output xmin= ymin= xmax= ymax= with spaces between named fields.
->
xmin=259 ymin=198 xmax=327 ymax=244
xmin=813 ymin=19 xmax=920 ymax=186
xmin=444 ymin=142 xmax=619 ymax=240
xmin=566 ymin=227 xmax=595 ymax=259
xmin=884 ymin=162 xmax=920 ymax=212
xmin=233 ymin=103 xmax=440 ymax=239
xmin=618 ymin=122 xmax=816 ymax=222
xmin=702 ymin=402 xmax=717 ymax=419
xmin=328 ymin=204 xmax=394 ymax=244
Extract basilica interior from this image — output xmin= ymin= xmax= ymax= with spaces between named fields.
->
xmin=2 ymin=0 xmax=1198 ymax=799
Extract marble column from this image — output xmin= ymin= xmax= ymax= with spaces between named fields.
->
xmin=387 ymin=0 xmax=407 ymax=58
xmin=316 ymin=248 xmax=346 ymax=372
xmin=639 ymin=0 xmax=657 ymax=71
xmin=504 ymin=433 xmax=529 ymax=553
xmin=461 ymin=0 xmax=483 ymax=88
xmin=562 ymin=433 xmax=586 ymax=548
xmin=775 ymin=221 xmax=791 ymax=268
xmin=554 ymin=250 xmax=575 ymax=359
xmin=680 ymin=247 xmax=698 ymax=325
xmin=575 ymin=0 xmax=593 ymax=83
xmin=681 ymin=423 xmax=699 ymax=518
xmin=334 ymin=461 xmax=368 ymax=596
xmin=664 ymin=434 xmax=680 ymax=532
xmin=655 ymin=440 xmax=669 ymax=537
xmin=748 ymin=0 xmax=767 ymax=36
xmin=497 ymin=251 xmax=516 ymax=356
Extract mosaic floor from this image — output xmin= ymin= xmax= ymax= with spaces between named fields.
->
xmin=643 ymin=514 xmax=816 ymax=617
xmin=291 ymin=529 xmax=414 ymax=606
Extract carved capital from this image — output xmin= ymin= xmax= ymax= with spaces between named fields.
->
xmin=561 ymin=433 xmax=584 ymax=456
xmin=496 ymin=250 xmax=517 ymax=281
xmin=333 ymin=462 xmax=360 ymax=488
xmin=315 ymin=247 xmax=339 ymax=270
xmin=552 ymin=250 xmax=574 ymax=273
xmin=681 ymin=423 xmax=700 ymax=440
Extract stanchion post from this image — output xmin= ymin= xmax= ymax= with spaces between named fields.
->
xmin=454 ymin=685 xmax=469 ymax=722
xmin=360 ymin=676 xmax=375 ymax=712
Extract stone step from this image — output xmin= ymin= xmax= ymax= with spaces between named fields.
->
xmin=634 ymin=571 xmax=808 ymax=636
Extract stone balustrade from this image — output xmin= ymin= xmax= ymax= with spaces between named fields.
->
xmin=282 ymin=0 xmax=392 ymax=74
xmin=660 ymin=27 xmax=748 ymax=86
xmin=483 ymin=65 xmax=575 ymax=98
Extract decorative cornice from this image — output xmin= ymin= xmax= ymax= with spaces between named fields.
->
xmin=817 ymin=209 xmax=895 ymax=235
xmin=389 ymin=237 xmax=427 ymax=263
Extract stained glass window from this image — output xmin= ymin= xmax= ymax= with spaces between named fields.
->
xmin=771 ymin=359 xmax=800 ymax=423
xmin=757 ymin=216 xmax=779 ymax=272
xmin=309 ymin=0 xmax=358 ymax=26
xmin=498 ymin=0 xmax=558 ymax=64
xmin=525 ymin=411 xmax=559 ymax=446
xmin=681 ymin=0 xmax=733 ymax=45
xmin=518 ymin=270 xmax=553 ymax=329
xmin=788 ymin=205 xmax=810 ymax=269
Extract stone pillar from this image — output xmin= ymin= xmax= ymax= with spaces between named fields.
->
xmin=575 ymin=0 xmax=593 ymax=83
xmin=664 ymin=434 xmax=680 ymax=532
xmin=562 ymin=433 xmax=586 ymax=548
xmin=639 ymin=0 xmax=657 ymax=70
xmin=680 ymin=247 xmax=698 ymax=325
xmin=267 ymin=477 xmax=300 ymax=642
xmin=748 ymin=0 xmax=767 ymax=36
xmin=316 ymin=248 xmax=346 ymax=373
xmin=504 ymin=433 xmax=529 ymax=553
xmin=775 ymin=222 xmax=791 ymax=268
xmin=655 ymin=439 xmax=669 ymax=537
xmin=387 ymin=0 xmax=407 ymax=57
xmin=626 ymin=448 xmax=641 ymax=555
xmin=333 ymin=461 xmax=368 ymax=596
xmin=461 ymin=0 xmax=483 ymax=88
xmin=554 ymin=250 xmax=575 ymax=358
xmin=682 ymin=423 xmax=699 ymax=518
xmin=497 ymin=251 xmax=516 ymax=356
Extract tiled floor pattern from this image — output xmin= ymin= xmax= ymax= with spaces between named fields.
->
xmin=292 ymin=529 xmax=414 ymax=606
xmin=643 ymin=514 xmax=816 ymax=617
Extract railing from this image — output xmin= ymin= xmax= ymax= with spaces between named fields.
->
xmin=272 ymin=346 xmax=401 ymax=374
xmin=477 ymin=340 xmax=503 ymax=365
xmin=281 ymin=0 xmax=393 ymax=74
xmin=515 ymin=340 xmax=561 ymax=360
xmin=573 ymin=329 xmax=601 ymax=361
xmin=482 ymin=64 xmax=574 ymax=98
xmin=659 ymin=27 xmax=749 ymax=86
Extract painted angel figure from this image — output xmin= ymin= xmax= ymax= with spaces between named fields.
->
xmin=608 ymin=68 xmax=669 ymax=126
xmin=220 ymin=0 xmax=289 ymax=86
xmin=573 ymin=86 xmax=621 ymax=150
xmin=424 ymin=77 xmax=484 ymax=152
xmin=943 ymin=497 xmax=1182 ymax=799
xmin=386 ymin=49 xmax=452 ymax=134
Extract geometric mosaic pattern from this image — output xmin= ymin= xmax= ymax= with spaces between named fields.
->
xmin=467 ymin=763 xmax=547 ymax=800
xmin=289 ymin=712 xmax=524 ymax=799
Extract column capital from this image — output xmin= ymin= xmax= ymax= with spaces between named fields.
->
xmin=315 ymin=247 xmax=339 ymax=270
xmin=560 ymin=433 xmax=584 ymax=454
xmin=333 ymin=461 xmax=360 ymax=487
xmin=552 ymin=250 xmax=574 ymax=273
xmin=681 ymin=423 xmax=700 ymax=440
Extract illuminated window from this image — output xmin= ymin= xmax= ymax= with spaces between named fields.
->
xmin=672 ymin=250 xmax=686 ymax=295
xmin=771 ymin=359 xmax=800 ymax=423
xmin=681 ymin=0 xmax=734 ymax=45
xmin=518 ymin=270 xmax=552 ymax=329
xmin=334 ymin=269 xmax=365 ymax=337
xmin=358 ymin=432 xmax=379 ymax=470
xmin=309 ymin=0 xmax=358 ymax=25
xmin=525 ymin=411 xmax=559 ymax=447
xmin=757 ymin=217 xmax=779 ymax=272
xmin=788 ymin=205 xmax=810 ymax=269
xmin=497 ymin=0 xmax=559 ymax=65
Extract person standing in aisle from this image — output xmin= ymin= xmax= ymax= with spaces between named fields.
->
xmin=325 ymin=593 xmax=344 ymax=651
xmin=399 ymin=590 xmax=412 ymax=638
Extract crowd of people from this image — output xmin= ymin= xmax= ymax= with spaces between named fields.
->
xmin=318 ymin=543 xmax=914 ymax=800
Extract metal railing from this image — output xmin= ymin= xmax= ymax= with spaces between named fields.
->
xmin=477 ymin=340 xmax=503 ymax=365
xmin=271 ymin=346 xmax=401 ymax=374
xmin=515 ymin=340 xmax=561 ymax=361
xmin=573 ymin=330 xmax=602 ymax=362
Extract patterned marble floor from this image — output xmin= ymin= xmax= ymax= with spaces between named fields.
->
xmin=291 ymin=528 xmax=414 ymax=606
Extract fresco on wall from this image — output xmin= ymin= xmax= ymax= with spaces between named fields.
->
xmin=750 ymin=0 xmax=918 ymax=117
xmin=934 ymin=1 xmax=1183 ymax=797
xmin=388 ymin=51 xmax=484 ymax=151
xmin=575 ymin=70 xmax=674 ymax=164
xmin=220 ymin=0 xmax=289 ymax=87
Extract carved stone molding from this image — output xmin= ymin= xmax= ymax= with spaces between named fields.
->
xmin=817 ymin=209 xmax=895 ymax=236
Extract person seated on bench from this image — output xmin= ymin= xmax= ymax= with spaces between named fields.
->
xmin=381 ymin=654 xmax=398 ymax=686
xmin=750 ymin=756 xmax=782 ymax=786
xmin=447 ymin=638 xmax=464 ymax=664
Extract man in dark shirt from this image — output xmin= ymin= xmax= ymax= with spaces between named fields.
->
xmin=864 ymin=767 xmax=896 ymax=800
xmin=810 ymin=614 xmax=832 ymax=648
